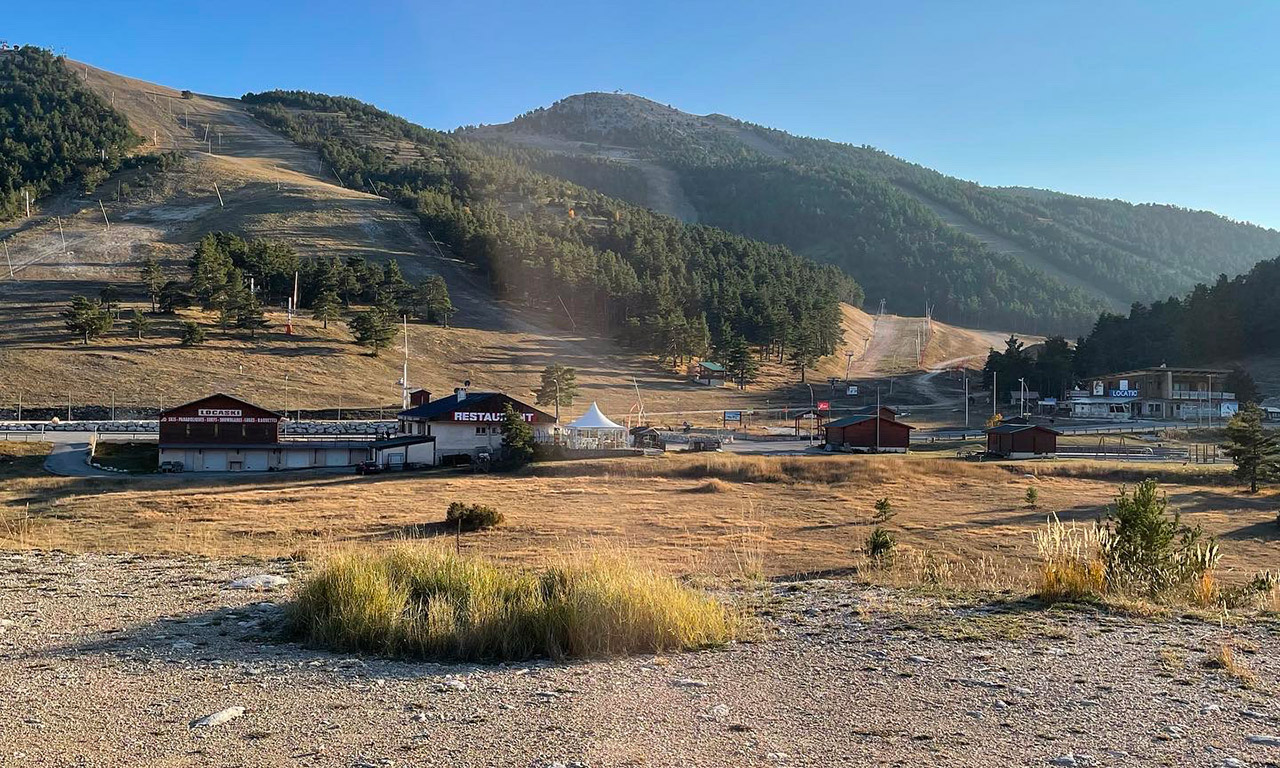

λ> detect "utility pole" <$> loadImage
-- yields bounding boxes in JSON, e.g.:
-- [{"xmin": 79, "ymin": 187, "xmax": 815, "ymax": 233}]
[
  {"xmin": 876, "ymin": 387, "xmax": 881, "ymax": 452},
  {"xmin": 111, "ymin": 391, "xmax": 116, "ymax": 421},
  {"xmin": 964, "ymin": 372, "xmax": 969, "ymax": 429},
  {"xmin": 57, "ymin": 217, "xmax": 66, "ymax": 252},
  {"xmin": 24, "ymin": 189, "xmax": 30, "ymax": 218},
  {"xmin": 3, "ymin": 239, "xmax": 13, "ymax": 279},
  {"xmin": 99, "ymin": 200, "xmax": 110, "ymax": 230},
  {"xmin": 992, "ymin": 371, "xmax": 997, "ymax": 417}
]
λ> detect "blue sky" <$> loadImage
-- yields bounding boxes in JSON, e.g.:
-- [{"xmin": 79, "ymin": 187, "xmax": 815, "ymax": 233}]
[{"xmin": 8, "ymin": 1, "xmax": 1279, "ymax": 228}]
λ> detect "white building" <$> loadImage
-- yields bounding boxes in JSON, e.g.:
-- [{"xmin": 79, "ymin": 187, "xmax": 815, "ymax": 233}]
[{"xmin": 394, "ymin": 387, "xmax": 558, "ymax": 465}]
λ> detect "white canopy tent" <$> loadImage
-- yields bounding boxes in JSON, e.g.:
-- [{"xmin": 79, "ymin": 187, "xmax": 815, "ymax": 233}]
[{"xmin": 566, "ymin": 402, "xmax": 628, "ymax": 449}]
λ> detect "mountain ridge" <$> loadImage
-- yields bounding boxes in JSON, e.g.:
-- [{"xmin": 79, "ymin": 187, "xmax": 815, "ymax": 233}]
[{"xmin": 470, "ymin": 91, "xmax": 1280, "ymax": 335}]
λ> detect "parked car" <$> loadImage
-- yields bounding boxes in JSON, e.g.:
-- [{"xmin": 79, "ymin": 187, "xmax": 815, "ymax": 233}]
[
  {"xmin": 355, "ymin": 460, "xmax": 384, "ymax": 475},
  {"xmin": 159, "ymin": 460, "xmax": 184, "ymax": 473}
]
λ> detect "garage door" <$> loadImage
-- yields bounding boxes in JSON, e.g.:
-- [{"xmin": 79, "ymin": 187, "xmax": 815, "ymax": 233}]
[
  {"xmin": 244, "ymin": 451, "xmax": 268, "ymax": 471},
  {"xmin": 201, "ymin": 451, "xmax": 228, "ymax": 472},
  {"xmin": 285, "ymin": 450, "xmax": 311, "ymax": 469},
  {"xmin": 325, "ymin": 449, "xmax": 349, "ymax": 467}
]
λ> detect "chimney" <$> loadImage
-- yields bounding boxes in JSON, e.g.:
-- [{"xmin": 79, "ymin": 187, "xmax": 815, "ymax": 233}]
[
  {"xmin": 454, "ymin": 386, "xmax": 467, "ymax": 402},
  {"xmin": 409, "ymin": 389, "xmax": 431, "ymax": 407}
]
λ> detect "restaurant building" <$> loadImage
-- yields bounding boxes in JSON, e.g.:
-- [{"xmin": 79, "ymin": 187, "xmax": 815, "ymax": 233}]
[{"xmin": 394, "ymin": 387, "xmax": 558, "ymax": 464}]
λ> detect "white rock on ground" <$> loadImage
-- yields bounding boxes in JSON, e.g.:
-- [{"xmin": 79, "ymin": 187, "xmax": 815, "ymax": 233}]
[
  {"xmin": 190, "ymin": 706, "xmax": 245, "ymax": 728},
  {"xmin": 227, "ymin": 574, "xmax": 289, "ymax": 590}
]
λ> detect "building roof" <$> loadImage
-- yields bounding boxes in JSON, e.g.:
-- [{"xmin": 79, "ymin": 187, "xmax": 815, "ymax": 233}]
[
  {"xmin": 848, "ymin": 404, "xmax": 898, "ymax": 415},
  {"xmin": 161, "ymin": 392, "xmax": 282, "ymax": 419},
  {"xmin": 986, "ymin": 423, "xmax": 1062, "ymax": 435},
  {"xmin": 1095, "ymin": 366, "xmax": 1230, "ymax": 379},
  {"xmin": 826, "ymin": 414, "xmax": 914, "ymax": 429},
  {"xmin": 696, "ymin": 361, "xmax": 726, "ymax": 372},
  {"xmin": 369, "ymin": 435, "xmax": 435, "ymax": 449},
  {"xmin": 397, "ymin": 391, "xmax": 555, "ymax": 422}
]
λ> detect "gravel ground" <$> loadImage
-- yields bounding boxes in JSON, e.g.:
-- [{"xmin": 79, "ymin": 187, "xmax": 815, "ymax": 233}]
[{"xmin": 1, "ymin": 552, "xmax": 1278, "ymax": 767}]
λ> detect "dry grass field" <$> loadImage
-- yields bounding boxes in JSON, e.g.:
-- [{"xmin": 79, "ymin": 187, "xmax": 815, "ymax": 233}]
[{"xmin": 3, "ymin": 447, "xmax": 1274, "ymax": 591}]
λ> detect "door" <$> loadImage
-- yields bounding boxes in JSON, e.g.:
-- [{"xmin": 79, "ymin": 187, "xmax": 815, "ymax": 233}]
[
  {"xmin": 286, "ymin": 450, "xmax": 310, "ymax": 469},
  {"xmin": 201, "ymin": 451, "xmax": 228, "ymax": 471},
  {"xmin": 325, "ymin": 449, "xmax": 348, "ymax": 467},
  {"xmin": 244, "ymin": 451, "xmax": 268, "ymax": 471}
]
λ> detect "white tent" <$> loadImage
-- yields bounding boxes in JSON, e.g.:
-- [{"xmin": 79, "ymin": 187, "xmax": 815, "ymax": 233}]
[{"xmin": 566, "ymin": 402, "xmax": 628, "ymax": 448}]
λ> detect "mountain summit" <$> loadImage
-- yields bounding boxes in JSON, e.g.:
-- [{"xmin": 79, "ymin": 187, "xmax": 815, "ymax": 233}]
[{"xmin": 472, "ymin": 92, "xmax": 1280, "ymax": 335}]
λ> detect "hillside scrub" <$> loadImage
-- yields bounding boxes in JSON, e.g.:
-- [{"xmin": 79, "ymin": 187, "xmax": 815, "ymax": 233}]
[
  {"xmin": 287, "ymin": 548, "xmax": 736, "ymax": 661},
  {"xmin": 241, "ymin": 90, "xmax": 855, "ymax": 365},
  {"xmin": 0, "ymin": 47, "xmax": 140, "ymax": 220}
]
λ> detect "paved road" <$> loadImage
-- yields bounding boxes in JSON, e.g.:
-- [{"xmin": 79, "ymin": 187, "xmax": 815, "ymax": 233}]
[{"xmin": 2, "ymin": 431, "xmax": 154, "ymax": 478}]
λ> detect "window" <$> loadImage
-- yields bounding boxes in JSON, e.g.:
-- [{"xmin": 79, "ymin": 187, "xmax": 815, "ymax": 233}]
[{"xmin": 475, "ymin": 426, "xmax": 488, "ymax": 435}]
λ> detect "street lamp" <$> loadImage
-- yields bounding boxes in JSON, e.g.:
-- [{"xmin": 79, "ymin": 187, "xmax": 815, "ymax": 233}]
[{"xmin": 284, "ymin": 374, "xmax": 291, "ymax": 420}]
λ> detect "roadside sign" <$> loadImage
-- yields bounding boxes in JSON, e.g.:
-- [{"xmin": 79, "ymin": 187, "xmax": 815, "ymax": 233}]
[
  {"xmin": 846, "ymin": 385, "xmax": 858, "ymax": 396},
  {"xmin": 817, "ymin": 400, "xmax": 830, "ymax": 411},
  {"xmin": 723, "ymin": 410, "xmax": 742, "ymax": 422}
]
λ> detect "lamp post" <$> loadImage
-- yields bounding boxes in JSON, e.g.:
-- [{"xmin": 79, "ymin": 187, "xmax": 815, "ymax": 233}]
[{"xmin": 284, "ymin": 374, "xmax": 290, "ymax": 420}]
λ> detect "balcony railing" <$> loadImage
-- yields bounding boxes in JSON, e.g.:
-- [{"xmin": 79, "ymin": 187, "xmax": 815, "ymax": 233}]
[{"xmin": 1170, "ymin": 391, "xmax": 1235, "ymax": 401}]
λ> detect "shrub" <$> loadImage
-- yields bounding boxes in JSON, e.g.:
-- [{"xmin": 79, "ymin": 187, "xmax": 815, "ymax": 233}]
[
  {"xmin": 873, "ymin": 497, "xmax": 894, "ymax": 521},
  {"xmin": 445, "ymin": 502, "xmax": 503, "ymax": 532},
  {"xmin": 179, "ymin": 321, "xmax": 205, "ymax": 346},
  {"xmin": 1100, "ymin": 479, "xmax": 1219, "ymax": 596},
  {"xmin": 1024, "ymin": 486, "xmax": 1039, "ymax": 508},
  {"xmin": 287, "ymin": 548, "xmax": 736, "ymax": 661},
  {"xmin": 865, "ymin": 526, "xmax": 896, "ymax": 565}
]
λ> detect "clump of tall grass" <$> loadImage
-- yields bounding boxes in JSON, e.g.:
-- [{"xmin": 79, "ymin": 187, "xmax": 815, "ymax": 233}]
[
  {"xmin": 1032, "ymin": 479, "xmax": 1222, "ymax": 605},
  {"xmin": 287, "ymin": 547, "xmax": 736, "ymax": 661}
]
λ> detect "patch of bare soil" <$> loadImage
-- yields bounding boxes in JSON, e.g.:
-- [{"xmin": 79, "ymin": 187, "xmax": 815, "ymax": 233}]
[{"xmin": 1, "ymin": 551, "xmax": 1276, "ymax": 766}]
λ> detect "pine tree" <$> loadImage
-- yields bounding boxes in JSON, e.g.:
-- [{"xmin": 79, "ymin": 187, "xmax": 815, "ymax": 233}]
[
  {"xmin": 98, "ymin": 284, "xmax": 120, "ymax": 313},
  {"xmin": 719, "ymin": 334, "xmax": 760, "ymax": 389},
  {"xmin": 128, "ymin": 311, "xmax": 151, "ymax": 340},
  {"xmin": 140, "ymin": 255, "xmax": 164, "ymax": 312},
  {"xmin": 1223, "ymin": 403, "xmax": 1280, "ymax": 493},
  {"xmin": 234, "ymin": 291, "xmax": 269, "ymax": 338},
  {"xmin": 312, "ymin": 289, "xmax": 343, "ymax": 329},
  {"xmin": 62, "ymin": 296, "xmax": 113, "ymax": 344},
  {"xmin": 179, "ymin": 321, "xmax": 206, "ymax": 347},
  {"xmin": 535, "ymin": 364, "xmax": 578, "ymax": 421},
  {"xmin": 416, "ymin": 275, "xmax": 455, "ymax": 326},
  {"xmin": 500, "ymin": 404, "xmax": 536, "ymax": 467},
  {"xmin": 348, "ymin": 307, "xmax": 395, "ymax": 355}
]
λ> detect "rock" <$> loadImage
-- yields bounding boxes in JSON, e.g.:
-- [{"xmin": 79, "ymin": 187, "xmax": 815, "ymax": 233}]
[
  {"xmin": 1156, "ymin": 724, "xmax": 1186, "ymax": 741},
  {"xmin": 1011, "ymin": 686, "xmax": 1033, "ymax": 696},
  {"xmin": 1201, "ymin": 703, "xmax": 1222, "ymax": 715},
  {"xmin": 439, "ymin": 678, "xmax": 468, "ymax": 692},
  {"xmin": 1049, "ymin": 755, "xmax": 1078, "ymax": 767},
  {"xmin": 228, "ymin": 574, "xmax": 289, "ymax": 590},
  {"xmin": 907, "ymin": 655, "xmax": 932, "ymax": 664},
  {"xmin": 171, "ymin": 641, "xmax": 196, "ymax": 652},
  {"xmin": 190, "ymin": 706, "xmax": 245, "ymax": 728},
  {"xmin": 1219, "ymin": 758, "xmax": 1247, "ymax": 768},
  {"xmin": 672, "ymin": 677, "xmax": 711, "ymax": 688},
  {"xmin": 705, "ymin": 704, "xmax": 730, "ymax": 720},
  {"xmin": 1246, "ymin": 734, "xmax": 1280, "ymax": 746}
]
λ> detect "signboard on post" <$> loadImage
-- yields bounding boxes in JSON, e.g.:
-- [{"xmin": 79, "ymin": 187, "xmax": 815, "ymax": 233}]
[
  {"xmin": 723, "ymin": 410, "xmax": 742, "ymax": 422},
  {"xmin": 846, "ymin": 385, "xmax": 858, "ymax": 396},
  {"xmin": 817, "ymin": 400, "xmax": 830, "ymax": 412}
]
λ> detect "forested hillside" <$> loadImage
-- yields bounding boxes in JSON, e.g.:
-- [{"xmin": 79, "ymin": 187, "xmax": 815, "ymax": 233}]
[
  {"xmin": 0, "ymin": 47, "xmax": 140, "ymax": 220},
  {"xmin": 472, "ymin": 93, "xmax": 1280, "ymax": 335},
  {"xmin": 242, "ymin": 91, "xmax": 857, "ymax": 367},
  {"xmin": 1073, "ymin": 256, "xmax": 1280, "ymax": 376}
]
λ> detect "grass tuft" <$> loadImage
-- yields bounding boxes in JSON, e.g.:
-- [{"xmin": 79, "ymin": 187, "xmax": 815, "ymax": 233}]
[
  {"xmin": 1203, "ymin": 643, "xmax": 1257, "ymax": 688},
  {"xmin": 687, "ymin": 478, "xmax": 732, "ymax": 494},
  {"xmin": 287, "ymin": 547, "xmax": 736, "ymax": 661}
]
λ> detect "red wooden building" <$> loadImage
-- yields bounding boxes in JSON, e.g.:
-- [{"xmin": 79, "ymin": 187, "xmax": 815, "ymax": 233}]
[
  {"xmin": 824, "ymin": 413, "xmax": 913, "ymax": 453},
  {"xmin": 985, "ymin": 423, "xmax": 1061, "ymax": 458},
  {"xmin": 159, "ymin": 393, "xmax": 282, "ymax": 445}
]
